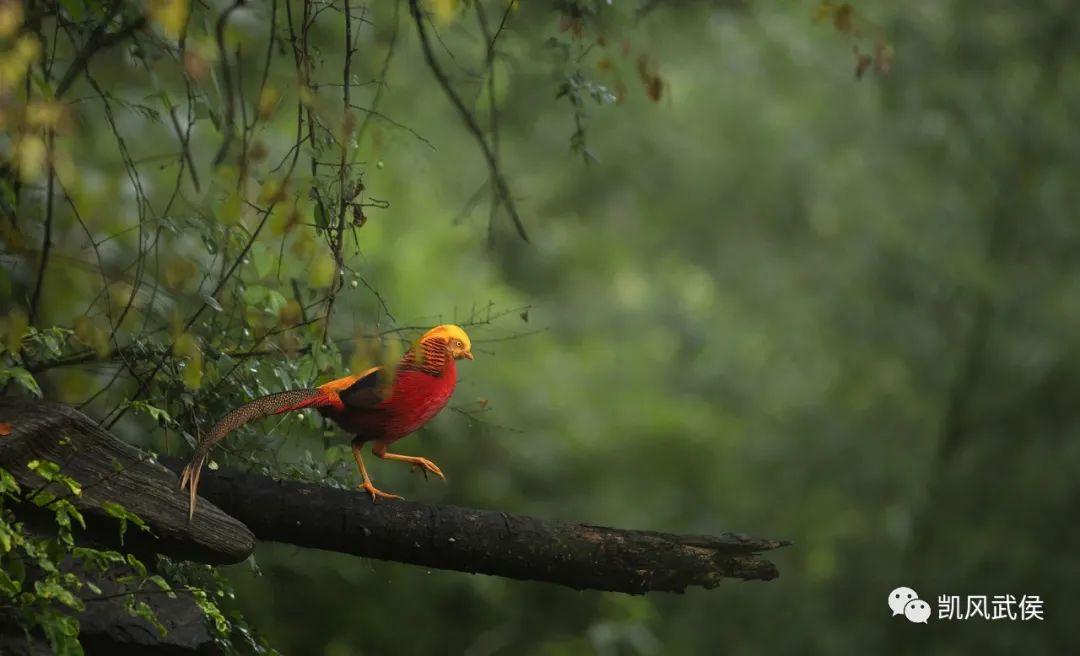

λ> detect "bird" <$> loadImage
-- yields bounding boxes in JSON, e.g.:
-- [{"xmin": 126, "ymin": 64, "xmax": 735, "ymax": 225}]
[{"xmin": 178, "ymin": 324, "xmax": 473, "ymax": 519}]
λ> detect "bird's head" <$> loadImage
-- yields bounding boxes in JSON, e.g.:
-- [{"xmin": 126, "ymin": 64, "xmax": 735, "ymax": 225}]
[{"xmin": 421, "ymin": 324, "xmax": 473, "ymax": 361}]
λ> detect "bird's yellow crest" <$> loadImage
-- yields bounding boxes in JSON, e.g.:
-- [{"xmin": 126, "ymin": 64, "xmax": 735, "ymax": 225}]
[{"xmin": 419, "ymin": 324, "xmax": 473, "ymax": 359}]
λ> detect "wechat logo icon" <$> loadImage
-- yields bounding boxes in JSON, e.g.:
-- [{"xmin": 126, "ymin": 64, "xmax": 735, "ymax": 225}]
[{"xmin": 889, "ymin": 587, "xmax": 930, "ymax": 624}]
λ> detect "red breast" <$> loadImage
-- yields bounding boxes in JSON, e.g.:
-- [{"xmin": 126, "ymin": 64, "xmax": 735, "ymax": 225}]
[{"xmin": 326, "ymin": 355, "xmax": 458, "ymax": 442}]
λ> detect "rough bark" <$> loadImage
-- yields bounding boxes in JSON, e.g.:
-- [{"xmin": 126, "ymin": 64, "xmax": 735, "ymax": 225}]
[
  {"xmin": 160, "ymin": 456, "xmax": 788, "ymax": 593},
  {"xmin": 0, "ymin": 398, "xmax": 254, "ymax": 564}
]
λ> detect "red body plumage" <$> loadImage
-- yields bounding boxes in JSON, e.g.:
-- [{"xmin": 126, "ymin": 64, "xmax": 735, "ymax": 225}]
[{"xmin": 320, "ymin": 357, "xmax": 458, "ymax": 442}]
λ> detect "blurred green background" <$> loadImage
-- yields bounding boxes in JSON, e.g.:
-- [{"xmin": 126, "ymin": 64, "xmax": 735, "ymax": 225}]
[{"xmin": 2, "ymin": 0, "xmax": 1078, "ymax": 653}]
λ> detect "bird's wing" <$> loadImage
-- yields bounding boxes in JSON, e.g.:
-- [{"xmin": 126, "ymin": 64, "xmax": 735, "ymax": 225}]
[{"xmin": 320, "ymin": 366, "xmax": 392, "ymax": 409}]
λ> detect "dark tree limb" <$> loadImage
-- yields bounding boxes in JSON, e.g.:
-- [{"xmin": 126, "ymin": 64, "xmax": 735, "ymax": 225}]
[
  {"xmin": 161, "ymin": 457, "xmax": 788, "ymax": 593},
  {"xmin": 0, "ymin": 398, "xmax": 788, "ymax": 594}
]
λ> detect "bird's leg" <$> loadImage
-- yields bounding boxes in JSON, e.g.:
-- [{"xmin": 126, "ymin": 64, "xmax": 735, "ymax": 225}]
[
  {"xmin": 372, "ymin": 440, "xmax": 445, "ymax": 481},
  {"xmin": 351, "ymin": 438, "xmax": 403, "ymax": 501}
]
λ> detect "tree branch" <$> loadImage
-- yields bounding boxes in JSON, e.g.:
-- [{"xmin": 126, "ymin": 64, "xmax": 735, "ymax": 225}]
[
  {"xmin": 0, "ymin": 398, "xmax": 787, "ymax": 594},
  {"xmin": 0, "ymin": 398, "xmax": 253, "ymax": 565},
  {"xmin": 55, "ymin": 11, "xmax": 148, "ymax": 99},
  {"xmin": 161, "ymin": 456, "xmax": 787, "ymax": 594}
]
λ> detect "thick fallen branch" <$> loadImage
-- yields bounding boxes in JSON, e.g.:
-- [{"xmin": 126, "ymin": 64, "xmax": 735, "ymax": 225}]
[
  {"xmin": 0, "ymin": 398, "xmax": 788, "ymax": 594},
  {"xmin": 0, "ymin": 398, "xmax": 253, "ymax": 565},
  {"xmin": 159, "ymin": 457, "xmax": 787, "ymax": 593}
]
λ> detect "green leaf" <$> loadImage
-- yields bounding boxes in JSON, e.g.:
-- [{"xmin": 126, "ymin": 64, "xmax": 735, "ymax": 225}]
[
  {"xmin": 55, "ymin": 499, "xmax": 86, "ymax": 530},
  {"xmin": 28, "ymin": 459, "xmax": 61, "ymax": 481},
  {"xmin": 0, "ymin": 572, "xmax": 16, "ymax": 597},
  {"xmin": 309, "ymin": 257, "xmax": 335, "ymax": 289},
  {"xmin": 130, "ymin": 401, "xmax": 173, "ymax": 425},
  {"xmin": 0, "ymin": 468, "xmax": 21, "ymax": 495},
  {"xmin": 0, "ymin": 365, "xmax": 42, "ymax": 397},
  {"xmin": 125, "ymin": 553, "xmax": 147, "ymax": 577},
  {"xmin": 265, "ymin": 290, "xmax": 288, "ymax": 315},
  {"xmin": 251, "ymin": 242, "xmax": 273, "ymax": 279},
  {"xmin": 58, "ymin": 0, "xmax": 87, "ymax": 21},
  {"xmin": 0, "ymin": 522, "xmax": 14, "ymax": 552},
  {"xmin": 147, "ymin": 574, "xmax": 176, "ymax": 598},
  {"xmin": 34, "ymin": 579, "xmax": 85, "ymax": 611},
  {"xmin": 0, "ymin": 560, "xmax": 22, "ymax": 595},
  {"xmin": 218, "ymin": 191, "xmax": 243, "ymax": 225},
  {"xmin": 72, "ymin": 546, "xmax": 126, "ymax": 571},
  {"xmin": 244, "ymin": 285, "xmax": 269, "ymax": 306},
  {"xmin": 36, "ymin": 327, "xmax": 65, "ymax": 356},
  {"xmin": 182, "ymin": 357, "xmax": 203, "ymax": 389},
  {"xmin": 101, "ymin": 502, "xmax": 149, "ymax": 544},
  {"xmin": 193, "ymin": 589, "xmax": 231, "ymax": 635},
  {"xmin": 193, "ymin": 98, "xmax": 212, "ymax": 121},
  {"xmin": 128, "ymin": 597, "xmax": 167, "ymax": 636},
  {"xmin": 38, "ymin": 608, "xmax": 82, "ymax": 656},
  {"xmin": 52, "ymin": 469, "xmax": 82, "ymax": 497}
]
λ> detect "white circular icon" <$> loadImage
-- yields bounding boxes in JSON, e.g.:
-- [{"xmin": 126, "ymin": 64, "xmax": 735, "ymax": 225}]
[
  {"xmin": 904, "ymin": 599, "xmax": 931, "ymax": 624},
  {"xmin": 888, "ymin": 587, "xmax": 919, "ymax": 616}
]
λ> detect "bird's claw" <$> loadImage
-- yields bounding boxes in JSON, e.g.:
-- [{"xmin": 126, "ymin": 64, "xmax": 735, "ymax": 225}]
[
  {"xmin": 359, "ymin": 481, "xmax": 403, "ymax": 502},
  {"xmin": 410, "ymin": 458, "xmax": 445, "ymax": 481}
]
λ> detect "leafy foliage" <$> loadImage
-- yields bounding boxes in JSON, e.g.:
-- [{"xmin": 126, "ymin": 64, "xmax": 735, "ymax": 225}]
[
  {"xmin": 0, "ymin": 457, "xmax": 275, "ymax": 654},
  {"xmin": 0, "ymin": 463, "xmax": 139, "ymax": 653}
]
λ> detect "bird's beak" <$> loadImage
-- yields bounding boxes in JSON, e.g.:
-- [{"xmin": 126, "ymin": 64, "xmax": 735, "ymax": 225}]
[{"xmin": 463, "ymin": 351, "xmax": 474, "ymax": 360}]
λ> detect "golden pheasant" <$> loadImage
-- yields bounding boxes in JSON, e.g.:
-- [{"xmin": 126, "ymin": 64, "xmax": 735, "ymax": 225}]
[{"xmin": 178, "ymin": 324, "xmax": 473, "ymax": 518}]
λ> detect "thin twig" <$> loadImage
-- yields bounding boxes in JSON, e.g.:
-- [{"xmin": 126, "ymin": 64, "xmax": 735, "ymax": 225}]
[
  {"xmin": 55, "ymin": 10, "xmax": 147, "ymax": 98},
  {"xmin": 169, "ymin": 16, "xmax": 201, "ymax": 192},
  {"xmin": 28, "ymin": 130, "xmax": 55, "ymax": 325},
  {"xmin": 354, "ymin": 2, "xmax": 403, "ymax": 147},
  {"xmin": 408, "ymin": 0, "xmax": 528, "ymax": 242},
  {"xmin": 246, "ymin": 0, "xmax": 278, "ymax": 133},
  {"xmin": 323, "ymin": 0, "xmax": 359, "ymax": 344},
  {"xmin": 474, "ymin": 0, "xmax": 507, "ymax": 246},
  {"xmin": 211, "ymin": 0, "xmax": 246, "ymax": 167},
  {"xmin": 350, "ymin": 103, "xmax": 434, "ymax": 149}
]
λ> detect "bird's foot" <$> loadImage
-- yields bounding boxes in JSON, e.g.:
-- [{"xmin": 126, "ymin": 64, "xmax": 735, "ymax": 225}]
[
  {"xmin": 409, "ymin": 458, "xmax": 445, "ymax": 480},
  {"xmin": 359, "ymin": 481, "xmax": 403, "ymax": 502}
]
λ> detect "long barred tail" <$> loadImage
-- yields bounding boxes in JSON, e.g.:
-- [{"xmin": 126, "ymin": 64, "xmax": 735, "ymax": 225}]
[{"xmin": 178, "ymin": 389, "xmax": 328, "ymax": 521}]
